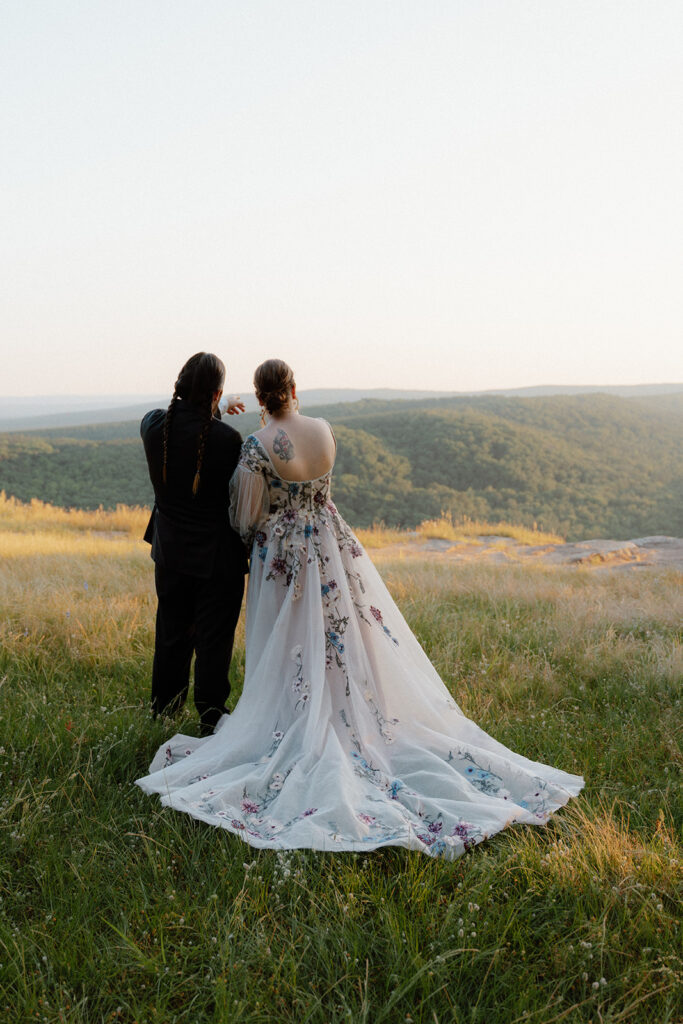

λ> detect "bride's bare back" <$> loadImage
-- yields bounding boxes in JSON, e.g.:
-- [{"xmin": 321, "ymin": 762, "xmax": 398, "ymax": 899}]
[{"xmin": 255, "ymin": 414, "xmax": 336, "ymax": 482}]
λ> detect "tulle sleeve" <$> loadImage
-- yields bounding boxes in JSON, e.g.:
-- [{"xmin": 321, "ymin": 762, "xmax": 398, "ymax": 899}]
[{"xmin": 229, "ymin": 438, "xmax": 269, "ymax": 545}]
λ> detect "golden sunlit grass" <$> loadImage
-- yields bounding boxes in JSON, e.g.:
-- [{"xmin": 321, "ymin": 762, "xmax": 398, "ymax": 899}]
[
  {"xmin": 416, "ymin": 514, "xmax": 564, "ymax": 546},
  {"xmin": 0, "ymin": 505, "xmax": 680, "ymax": 1023},
  {"xmin": 357, "ymin": 515, "xmax": 565, "ymax": 549},
  {"xmin": 354, "ymin": 523, "xmax": 415, "ymax": 548},
  {"xmin": 0, "ymin": 490, "xmax": 149, "ymax": 535}
]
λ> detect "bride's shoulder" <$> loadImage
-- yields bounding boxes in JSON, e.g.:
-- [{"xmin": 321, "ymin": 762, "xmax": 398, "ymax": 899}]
[
  {"xmin": 313, "ymin": 416, "xmax": 336, "ymax": 448},
  {"xmin": 298, "ymin": 414, "xmax": 334, "ymax": 436}
]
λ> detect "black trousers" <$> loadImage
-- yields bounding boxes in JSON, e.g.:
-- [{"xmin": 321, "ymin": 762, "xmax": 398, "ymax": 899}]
[{"xmin": 151, "ymin": 562, "xmax": 245, "ymax": 733}]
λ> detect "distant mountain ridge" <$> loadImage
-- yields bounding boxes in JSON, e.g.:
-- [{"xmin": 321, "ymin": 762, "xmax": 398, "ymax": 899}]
[
  {"xmin": 1, "ymin": 383, "xmax": 681, "ymax": 432},
  {"xmin": 1, "ymin": 391, "xmax": 681, "ymax": 541}
]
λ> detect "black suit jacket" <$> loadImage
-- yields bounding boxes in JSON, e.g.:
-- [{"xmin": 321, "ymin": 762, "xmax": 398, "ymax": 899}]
[{"xmin": 140, "ymin": 403, "xmax": 248, "ymax": 579}]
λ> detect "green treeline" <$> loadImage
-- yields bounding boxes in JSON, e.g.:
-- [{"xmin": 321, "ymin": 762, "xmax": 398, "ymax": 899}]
[{"xmin": 1, "ymin": 394, "xmax": 681, "ymax": 540}]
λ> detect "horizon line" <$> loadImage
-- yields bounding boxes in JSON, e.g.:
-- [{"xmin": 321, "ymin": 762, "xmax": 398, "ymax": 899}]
[{"xmin": 2, "ymin": 381, "xmax": 683, "ymax": 401}]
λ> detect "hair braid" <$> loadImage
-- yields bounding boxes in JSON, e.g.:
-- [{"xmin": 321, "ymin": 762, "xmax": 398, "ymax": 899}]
[
  {"xmin": 192, "ymin": 399, "xmax": 214, "ymax": 496},
  {"xmin": 162, "ymin": 389, "xmax": 180, "ymax": 486}
]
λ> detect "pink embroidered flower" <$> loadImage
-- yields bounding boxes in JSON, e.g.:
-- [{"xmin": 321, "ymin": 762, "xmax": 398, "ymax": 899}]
[
  {"xmin": 451, "ymin": 822, "xmax": 472, "ymax": 839},
  {"xmin": 241, "ymin": 799, "xmax": 260, "ymax": 814},
  {"xmin": 370, "ymin": 606, "xmax": 383, "ymax": 623}
]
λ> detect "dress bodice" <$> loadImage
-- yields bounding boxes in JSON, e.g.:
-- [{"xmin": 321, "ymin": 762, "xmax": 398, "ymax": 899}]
[{"xmin": 237, "ymin": 434, "xmax": 334, "ymax": 517}]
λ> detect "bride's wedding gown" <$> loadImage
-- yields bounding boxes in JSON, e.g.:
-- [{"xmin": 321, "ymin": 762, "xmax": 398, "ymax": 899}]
[{"xmin": 136, "ymin": 432, "xmax": 584, "ymax": 858}]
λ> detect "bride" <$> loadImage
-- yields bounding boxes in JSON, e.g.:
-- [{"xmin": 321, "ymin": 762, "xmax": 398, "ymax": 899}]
[{"xmin": 136, "ymin": 359, "xmax": 584, "ymax": 858}]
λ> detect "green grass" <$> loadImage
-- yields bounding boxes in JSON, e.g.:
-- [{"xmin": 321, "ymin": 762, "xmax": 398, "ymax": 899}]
[{"xmin": 0, "ymin": 526, "xmax": 681, "ymax": 1023}]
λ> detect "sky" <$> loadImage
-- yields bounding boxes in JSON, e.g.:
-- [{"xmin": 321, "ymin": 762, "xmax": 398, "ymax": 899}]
[{"xmin": 2, "ymin": 0, "xmax": 682, "ymax": 397}]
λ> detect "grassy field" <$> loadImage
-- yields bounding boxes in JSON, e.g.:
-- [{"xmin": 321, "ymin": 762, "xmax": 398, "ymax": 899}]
[
  {"xmin": 356, "ymin": 516, "xmax": 564, "ymax": 549},
  {"xmin": 0, "ymin": 501, "xmax": 680, "ymax": 1023}
]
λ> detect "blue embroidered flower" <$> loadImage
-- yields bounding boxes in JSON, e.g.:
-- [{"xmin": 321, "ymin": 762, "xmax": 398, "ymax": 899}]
[{"xmin": 326, "ymin": 630, "xmax": 344, "ymax": 653}]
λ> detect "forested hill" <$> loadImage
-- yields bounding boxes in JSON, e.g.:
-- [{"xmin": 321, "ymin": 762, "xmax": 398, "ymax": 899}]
[{"xmin": 1, "ymin": 393, "xmax": 681, "ymax": 540}]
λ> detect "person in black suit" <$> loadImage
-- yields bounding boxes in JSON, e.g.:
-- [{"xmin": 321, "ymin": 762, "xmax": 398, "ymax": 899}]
[{"xmin": 140, "ymin": 352, "xmax": 248, "ymax": 736}]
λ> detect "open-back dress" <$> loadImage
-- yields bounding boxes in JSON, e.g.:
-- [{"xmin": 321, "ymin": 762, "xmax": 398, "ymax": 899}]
[{"xmin": 136, "ymin": 428, "xmax": 584, "ymax": 858}]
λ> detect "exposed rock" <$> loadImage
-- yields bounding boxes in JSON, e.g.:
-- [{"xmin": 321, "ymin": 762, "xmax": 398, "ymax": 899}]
[{"xmin": 381, "ymin": 535, "xmax": 683, "ymax": 571}]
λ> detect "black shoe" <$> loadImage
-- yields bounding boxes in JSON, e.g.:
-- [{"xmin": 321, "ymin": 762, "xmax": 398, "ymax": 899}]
[{"xmin": 198, "ymin": 706, "xmax": 230, "ymax": 737}]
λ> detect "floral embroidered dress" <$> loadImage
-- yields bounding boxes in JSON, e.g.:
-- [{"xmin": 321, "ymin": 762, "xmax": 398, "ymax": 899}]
[{"xmin": 136, "ymin": 428, "xmax": 584, "ymax": 858}]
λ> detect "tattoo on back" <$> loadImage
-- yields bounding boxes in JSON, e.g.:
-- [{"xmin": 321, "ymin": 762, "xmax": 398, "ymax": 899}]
[{"xmin": 272, "ymin": 428, "xmax": 295, "ymax": 462}]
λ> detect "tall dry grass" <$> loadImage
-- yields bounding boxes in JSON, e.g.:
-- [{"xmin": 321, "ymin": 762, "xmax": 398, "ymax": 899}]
[
  {"xmin": 356, "ymin": 515, "xmax": 564, "ymax": 549},
  {"xmin": 0, "ymin": 505, "xmax": 680, "ymax": 1023},
  {"xmin": 416, "ymin": 514, "xmax": 564, "ymax": 546},
  {"xmin": 0, "ymin": 490, "xmax": 150, "ymax": 535}
]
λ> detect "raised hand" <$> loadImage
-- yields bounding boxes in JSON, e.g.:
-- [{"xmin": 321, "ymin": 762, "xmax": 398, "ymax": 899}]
[{"xmin": 220, "ymin": 396, "xmax": 246, "ymax": 416}]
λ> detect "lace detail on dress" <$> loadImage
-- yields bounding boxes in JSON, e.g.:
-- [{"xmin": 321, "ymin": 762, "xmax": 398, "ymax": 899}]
[{"xmin": 238, "ymin": 434, "xmax": 268, "ymax": 474}]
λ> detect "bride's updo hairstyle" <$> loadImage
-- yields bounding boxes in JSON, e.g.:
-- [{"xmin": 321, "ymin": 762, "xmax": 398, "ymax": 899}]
[
  {"xmin": 254, "ymin": 358, "xmax": 295, "ymax": 415},
  {"xmin": 163, "ymin": 352, "xmax": 226, "ymax": 495}
]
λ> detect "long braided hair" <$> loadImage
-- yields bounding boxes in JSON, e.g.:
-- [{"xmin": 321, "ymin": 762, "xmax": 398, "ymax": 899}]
[{"xmin": 162, "ymin": 352, "xmax": 226, "ymax": 495}]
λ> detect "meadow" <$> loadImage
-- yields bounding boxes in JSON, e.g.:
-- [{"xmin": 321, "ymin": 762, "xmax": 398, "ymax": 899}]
[{"xmin": 0, "ymin": 499, "xmax": 680, "ymax": 1023}]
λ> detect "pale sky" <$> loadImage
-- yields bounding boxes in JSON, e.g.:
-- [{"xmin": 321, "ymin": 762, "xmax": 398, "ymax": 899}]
[{"xmin": 2, "ymin": 1, "xmax": 682, "ymax": 397}]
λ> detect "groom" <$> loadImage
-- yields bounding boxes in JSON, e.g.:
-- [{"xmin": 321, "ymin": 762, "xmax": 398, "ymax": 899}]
[{"xmin": 140, "ymin": 352, "xmax": 248, "ymax": 736}]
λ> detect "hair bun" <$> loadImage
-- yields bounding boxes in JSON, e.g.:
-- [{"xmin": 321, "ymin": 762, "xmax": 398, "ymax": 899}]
[{"xmin": 254, "ymin": 359, "xmax": 295, "ymax": 415}]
